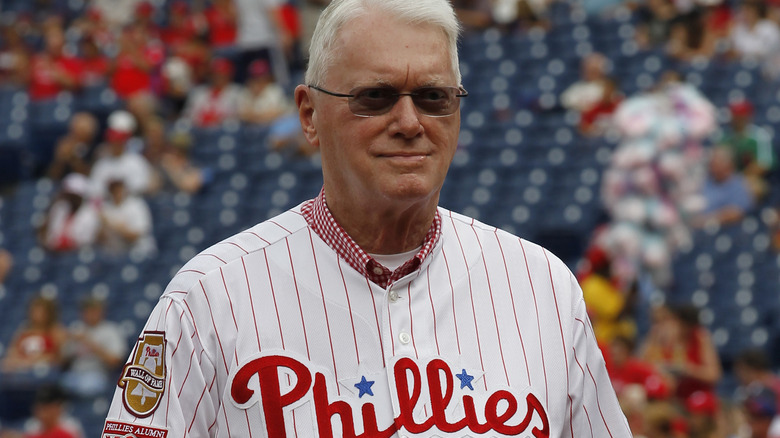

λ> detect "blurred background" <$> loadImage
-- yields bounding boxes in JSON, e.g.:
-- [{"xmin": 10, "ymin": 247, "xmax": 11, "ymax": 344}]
[{"xmin": 0, "ymin": 0, "xmax": 779, "ymax": 436}]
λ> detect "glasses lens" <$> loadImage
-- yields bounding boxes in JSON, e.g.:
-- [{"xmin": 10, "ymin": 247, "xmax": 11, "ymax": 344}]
[
  {"xmin": 350, "ymin": 87, "xmax": 398, "ymax": 116},
  {"xmin": 412, "ymin": 87, "xmax": 458, "ymax": 116}
]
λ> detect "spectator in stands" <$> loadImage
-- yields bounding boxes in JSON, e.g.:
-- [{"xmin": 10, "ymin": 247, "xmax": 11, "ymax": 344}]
[
  {"xmin": 720, "ymin": 100, "xmax": 775, "ymax": 201},
  {"xmin": 26, "ymin": 23, "xmax": 81, "ymax": 101},
  {"xmin": 561, "ymin": 52, "xmax": 609, "ymax": 113},
  {"xmin": 666, "ymin": 7, "xmax": 718, "ymax": 61},
  {"xmin": 205, "ymin": 0, "xmax": 238, "ymax": 52},
  {"xmin": 98, "ymin": 179, "xmax": 156, "ymax": 258},
  {"xmin": 635, "ymin": 0, "xmax": 678, "ymax": 49},
  {"xmin": 607, "ymin": 335, "xmax": 671, "ymax": 402},
  {"xmin": 743, "ymin": 385, "xmax": 780, "ymax": 438},
  {"xmin": 37, "ymin": 174, "xmax": 100, "ymax": 253},
  {"xmin": 692, "ymin": 146, "xmax": 754, "ymax": 228},
  {"xmin": 89, "ymin": 0, "xmax": 142, "ymax": 30},
  {"xmin": 157, "ymin": 130, "xmax": 212, "ymax": 194},
  {"xmin": 47, "ymin": 113, "xmax": 98, "ymax": 181},
  {"xmin": 579, "ymin": 77, "xmax": 623, "ymax": 136},
  {"xmin": 90, "ymin": 110, "xmax": 152, "ymax": 197},
  {"xmin": 233, "ymin": 0, "xmax": 293, "ymax": 84},
  {"xmin": 1, "ymin": 296, "xmax": 65, "ymax": 373},
  {"xmin": 580, "ymin": 246, "xmax": 637, "ymax": 345},
  {"xmin": 182, "ymin": 58, "xmax": 243, "ymax": 128},
  {"xmin": 641, "ymin": 304, "xmax": 722, "ymax": 402},
  {"xmin": 77, "ymin": 36, "xmax": 110, "ymax": 88},
  {"xmin": 19, "ymin": 384, "xmax": 84, "ymax": 438},
  {"xmin": 238, "ymin": 59, "xmax": 294, "ymax": 124},
  {"xmin": 61, "ymin": 297, "xmax": 125, "ymax": 398},
  {"xmin": 109, "ymin": 26, "xmax": 162, "ymax": 128},
  {"xmin": 734, "ymin": 348, "xmax": 780, "ymax": 406},
  {"xmin": 0, "ymin": 22, "xmax": 31, "ymax": 89},
  {"xmin": 730, "ymin": 1, "xmax": 780, "ymax": 80},
  {"xmin": 161, "ymin": 1, "xmax": 202, "ymax": 51},
  {"xmin": 0, "ymin": 249, "xmax": 12, "ymax": 285},
  {"xmin": 684, "ymin": 390, "xmax": 720, "ymax": 438},
  {"xmin": 452, "ymin": 0, "xmax": 494, "ymax": 32}
]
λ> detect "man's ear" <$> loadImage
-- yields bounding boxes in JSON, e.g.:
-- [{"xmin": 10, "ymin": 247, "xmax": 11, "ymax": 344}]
[{"xmin": 295, "ymin": 85, "xmax": 319, "ymax": 148}]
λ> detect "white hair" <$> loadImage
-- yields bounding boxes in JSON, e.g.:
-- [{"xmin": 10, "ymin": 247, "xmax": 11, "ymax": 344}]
[{"xmin": 305, "ymin": 0, "xmax": 462, "ymax": 86}]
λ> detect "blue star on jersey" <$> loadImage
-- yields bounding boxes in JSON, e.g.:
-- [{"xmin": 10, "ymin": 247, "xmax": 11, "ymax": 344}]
[
  {"xmin": 456, "ymin": 369, "xmax": 474, "ymax": 390},
  {"xmin": 354, "ymin": 376, "xmax": 375, "ymax": 398}
]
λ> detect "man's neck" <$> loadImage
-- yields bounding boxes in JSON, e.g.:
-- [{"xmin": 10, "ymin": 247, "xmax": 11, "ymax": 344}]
[{"xmin": 324, "ymin": 189, "xmax": 438, "ymax": 255}]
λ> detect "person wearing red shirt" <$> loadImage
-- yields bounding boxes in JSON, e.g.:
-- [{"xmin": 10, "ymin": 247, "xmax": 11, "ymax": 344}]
[
  {"xmin": 161, "ymin": 1, "xmax": 201, "ymax": 50},
  {"xmin": 607, "ymin": 335, "xmax": 671, "ymax": 401},
  {"xmin": 27, "ymin": 25, "xmax": 81, "ymax": 101},
  {"xmin": 205, "ymin": 0, "xmax": 238, "ymax": 49},
  {"xmin": 24, "ymin": 385, "xmax": 83, "ymax": 438},
  {"xmin": 78, "ymin": 36, "xmax": 109, "ymax": 87}
]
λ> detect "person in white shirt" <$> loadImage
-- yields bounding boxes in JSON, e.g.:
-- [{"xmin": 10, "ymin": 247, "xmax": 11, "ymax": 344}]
[
  {"xmin": 181, "ymin": 58, "xmax": 244, "ymax": 128},
  {"xmin": 99, "ymin": 179, "xmax": 156, "ymax": 259},
  {"xmin": 38, "ymin": 173, "xmax": 100, "ymax": 252},
  {"xmin": 90, "ymin": 110, "xmax": 153, "ymax": 197},
  {"xmin": 730, "ymin": 1, "xmax": 780, "ymax": 79}
]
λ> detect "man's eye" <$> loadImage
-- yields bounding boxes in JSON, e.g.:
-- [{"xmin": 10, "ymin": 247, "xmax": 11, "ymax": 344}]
[
  {"xmin": 418, "ymin": 88, "xmax": 447, "ymax": 101},
  {"xmin": 360, "ymin": 88, "xmax": 394, "ymax": 100}
]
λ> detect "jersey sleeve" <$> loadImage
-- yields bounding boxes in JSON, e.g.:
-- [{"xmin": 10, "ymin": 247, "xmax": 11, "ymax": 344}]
[
  {"xmin": 102, "ymin": 296, "xmax": 219, "ymax": 438},
  {"xmin": 566, "ymin": 273, "xmax": 631, "ymax": 437}
]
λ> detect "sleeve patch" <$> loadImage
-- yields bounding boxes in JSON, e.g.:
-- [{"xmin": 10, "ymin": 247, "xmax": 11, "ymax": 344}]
[
  {"xmin": 117, "ymin": 331, "xmax": 167, "ymax": 418},
  {"xmin": 102, "ymin": 421, "xmax": 168, "ymax": 438}
]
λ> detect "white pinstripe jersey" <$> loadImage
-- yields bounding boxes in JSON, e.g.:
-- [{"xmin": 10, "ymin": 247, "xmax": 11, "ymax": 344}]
[{"xmin": 103, "ymin": 201, "xmax": 630, "ymax": 437}]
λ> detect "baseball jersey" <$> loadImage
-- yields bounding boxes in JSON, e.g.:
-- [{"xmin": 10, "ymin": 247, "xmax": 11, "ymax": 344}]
[{"xmin": 103, "ymin": 193, "xmax": 630, "ymax": 438}]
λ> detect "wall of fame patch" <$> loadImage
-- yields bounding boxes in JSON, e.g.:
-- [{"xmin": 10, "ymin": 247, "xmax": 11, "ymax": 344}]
[{"xmin": 118, "ymin": 331, "xmax": 167, "ymax": 418}]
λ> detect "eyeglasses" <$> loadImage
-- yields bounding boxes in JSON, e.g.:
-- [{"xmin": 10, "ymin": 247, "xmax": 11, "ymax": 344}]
[{"xmin": 308, "ymin": 85, "xmax": 468, "ymax": 117}]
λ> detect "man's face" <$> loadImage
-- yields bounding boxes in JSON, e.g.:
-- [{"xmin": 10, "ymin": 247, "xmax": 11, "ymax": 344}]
[{"xmin": 300, "ymin": 13, "xmax": 460, "ymax": 210}]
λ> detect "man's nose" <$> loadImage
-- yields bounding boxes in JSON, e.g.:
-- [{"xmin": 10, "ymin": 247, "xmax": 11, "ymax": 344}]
[{"xmin": 388, "ymin": 95, "xmax": 424, "ymax": 138}]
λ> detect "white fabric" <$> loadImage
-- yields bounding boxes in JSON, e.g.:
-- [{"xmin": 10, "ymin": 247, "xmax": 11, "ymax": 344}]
[
  {"xmin": 43, "ymin": 199, "xmax": 100, "ymax": 250},
  {"xmin": 105, "ymin": 204, "xmax": 630, "ymax": 437},
  {"xmin": 67, "ymin": 321, "xmax": 126, "ymax": 374},
  {"xmin": 238, "ymin": 83, "xmax": 295, "ymax": 118},
  {"xmin": 90, "ymin": 0, "xmax": 142, "ymax": 27},
  {"xmin": 101, "ymin": 195, "xmax": 156, "ymax": 257},
  {"xmin": 731, "ymin": 20, "xmax": 780, "ymax": 59},
  {"xmin": 370, "ymin": 246, "xmax": 421, "ymax": 271},
  {"xmin": 233, "ymin": 0, "xmax": 282, "ymax": 49},
  {"xmin": 183, "ymin": 84, "xmax": 245, "ymax": 127},
  {"xmin": 560, "ymin": 81, "xmax": 605, "ymax": 112},
  {"xmin": 91, "ymin": 151, "xmax": 153, "ymax": 196}
]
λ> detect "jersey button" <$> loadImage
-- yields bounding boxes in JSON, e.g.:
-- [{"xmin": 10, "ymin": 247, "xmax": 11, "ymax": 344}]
[
  {"xmin": 389, "ymin": 291, "xmax": 399, "ymax": 302},
  {"xmin": 399, "ymin": 332, "xmax": 411, "ymax": 344},
  {"xmin": 372, "ymin": 266, "xmax": 384, "ymax": 275}
]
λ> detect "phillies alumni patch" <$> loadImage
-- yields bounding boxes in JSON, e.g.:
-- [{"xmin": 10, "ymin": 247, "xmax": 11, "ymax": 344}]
[
  {"xmin": 103, "ymin": 421, "xmax": 168, "ymax": 438},
  {"xmin": 118, "ymin": 331, "xmax": 166, "ymax": 418}
]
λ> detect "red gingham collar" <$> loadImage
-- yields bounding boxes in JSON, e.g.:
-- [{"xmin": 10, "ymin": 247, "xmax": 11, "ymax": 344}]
[{"xmin": 301, "ymin": 188, "xmax": 441, "ymax": 289}]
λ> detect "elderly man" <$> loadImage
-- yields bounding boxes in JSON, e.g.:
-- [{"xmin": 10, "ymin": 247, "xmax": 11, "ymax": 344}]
[{"xmin": 102, "ymin": 0, "xmax": 629, "ymax": 436}]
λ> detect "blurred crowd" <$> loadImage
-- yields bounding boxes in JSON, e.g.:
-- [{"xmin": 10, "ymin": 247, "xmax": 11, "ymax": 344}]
[{"xmin": 0, "ymin": 0, "xmax": 779, "ymax": 437}]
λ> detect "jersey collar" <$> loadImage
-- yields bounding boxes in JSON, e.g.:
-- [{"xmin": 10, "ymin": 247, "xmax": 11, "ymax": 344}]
[{"xmin": 302, "ymin": 188, "xmax": 441, "ymax": 289}]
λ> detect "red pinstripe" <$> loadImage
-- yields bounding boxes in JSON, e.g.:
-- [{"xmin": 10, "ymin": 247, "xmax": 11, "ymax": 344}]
[
  {"xmin": 441, "ymin": 249, "xmax": 462, "ymax": 355},
  {"xmin": 543, "ymin": 250, "xmax": 573, "ymax": 434},
  {"xmin": 406, "ymin": 283, "xmax": 419, "ymax": 359},
  {"xmin": 243, "ymin": 230, "xmax": 271, "ymax": 244},
  {"xmin": 307, "ymin": 229, "xmax": 342, "ymax": 394},
  {"xmin": 285, "ymin": 239, "xmax": 312, "ymax": 359},
  {"xmin": 201, "ymin": 253, "xmax": 227, "ymax": 264},
  {"xmin": 219, "ymin": 268, "xmax": 239, "ymax": 330},
  {"xmin": 425, "ymin": 266, "xmax": 441, "ymax": 356},
  {"xmin": 177, "ymin": 349, "xmax": 196, "ymax": 397},
  {"xmin": 269, "ymin": 220, "xmax": 292, "ymax": 234},
  {"xmin": 366, "ymin": 276, "xmax": 387, "ymax": 362},
  {"xmin": 472, "ymin": 227, "xmax": 510, "ymax": 386},
  {"xmin": 493, "ymin": 232, "xmax": 531, "ymax": 386},
  {"xmin": 450, "ymin": 214, "xmax": 487, "ymax": 390},
  {"xmin": 221, "ymin": 241, "xmax": 249, "ymax": 254},
  {"xmin": 241, "ymin": 258, "xmax": 262, "ymax": 351},
  {"xmin": 585, "ymin": 362, "xmax": 614, "ymax": 437},
  {"xmin": 336, "ymin": 253, "xmax": 361, "ymax": 364},
  {"xmin": 187, "ymin": 372, "xmax": 216, "ymax": 434},
  {"xmin": 519, "ymin": 239, "xmax": 549, "ymax": 408},
  {"xmin": 180, "ymin": 269, "xmax": 205, "ymax": 275},
  {"xmin": 199, "ymin": 281, "xmax": 229, "ymax": 371},
  {"xmin": 263, "ymin": 249, "xmax": 286, "ymax": 349}
]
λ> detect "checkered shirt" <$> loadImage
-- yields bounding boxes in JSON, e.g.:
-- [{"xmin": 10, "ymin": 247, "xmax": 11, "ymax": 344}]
[{"xmin": 301, "ymin": 189, "xmax": 442, "ymax": 289}]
